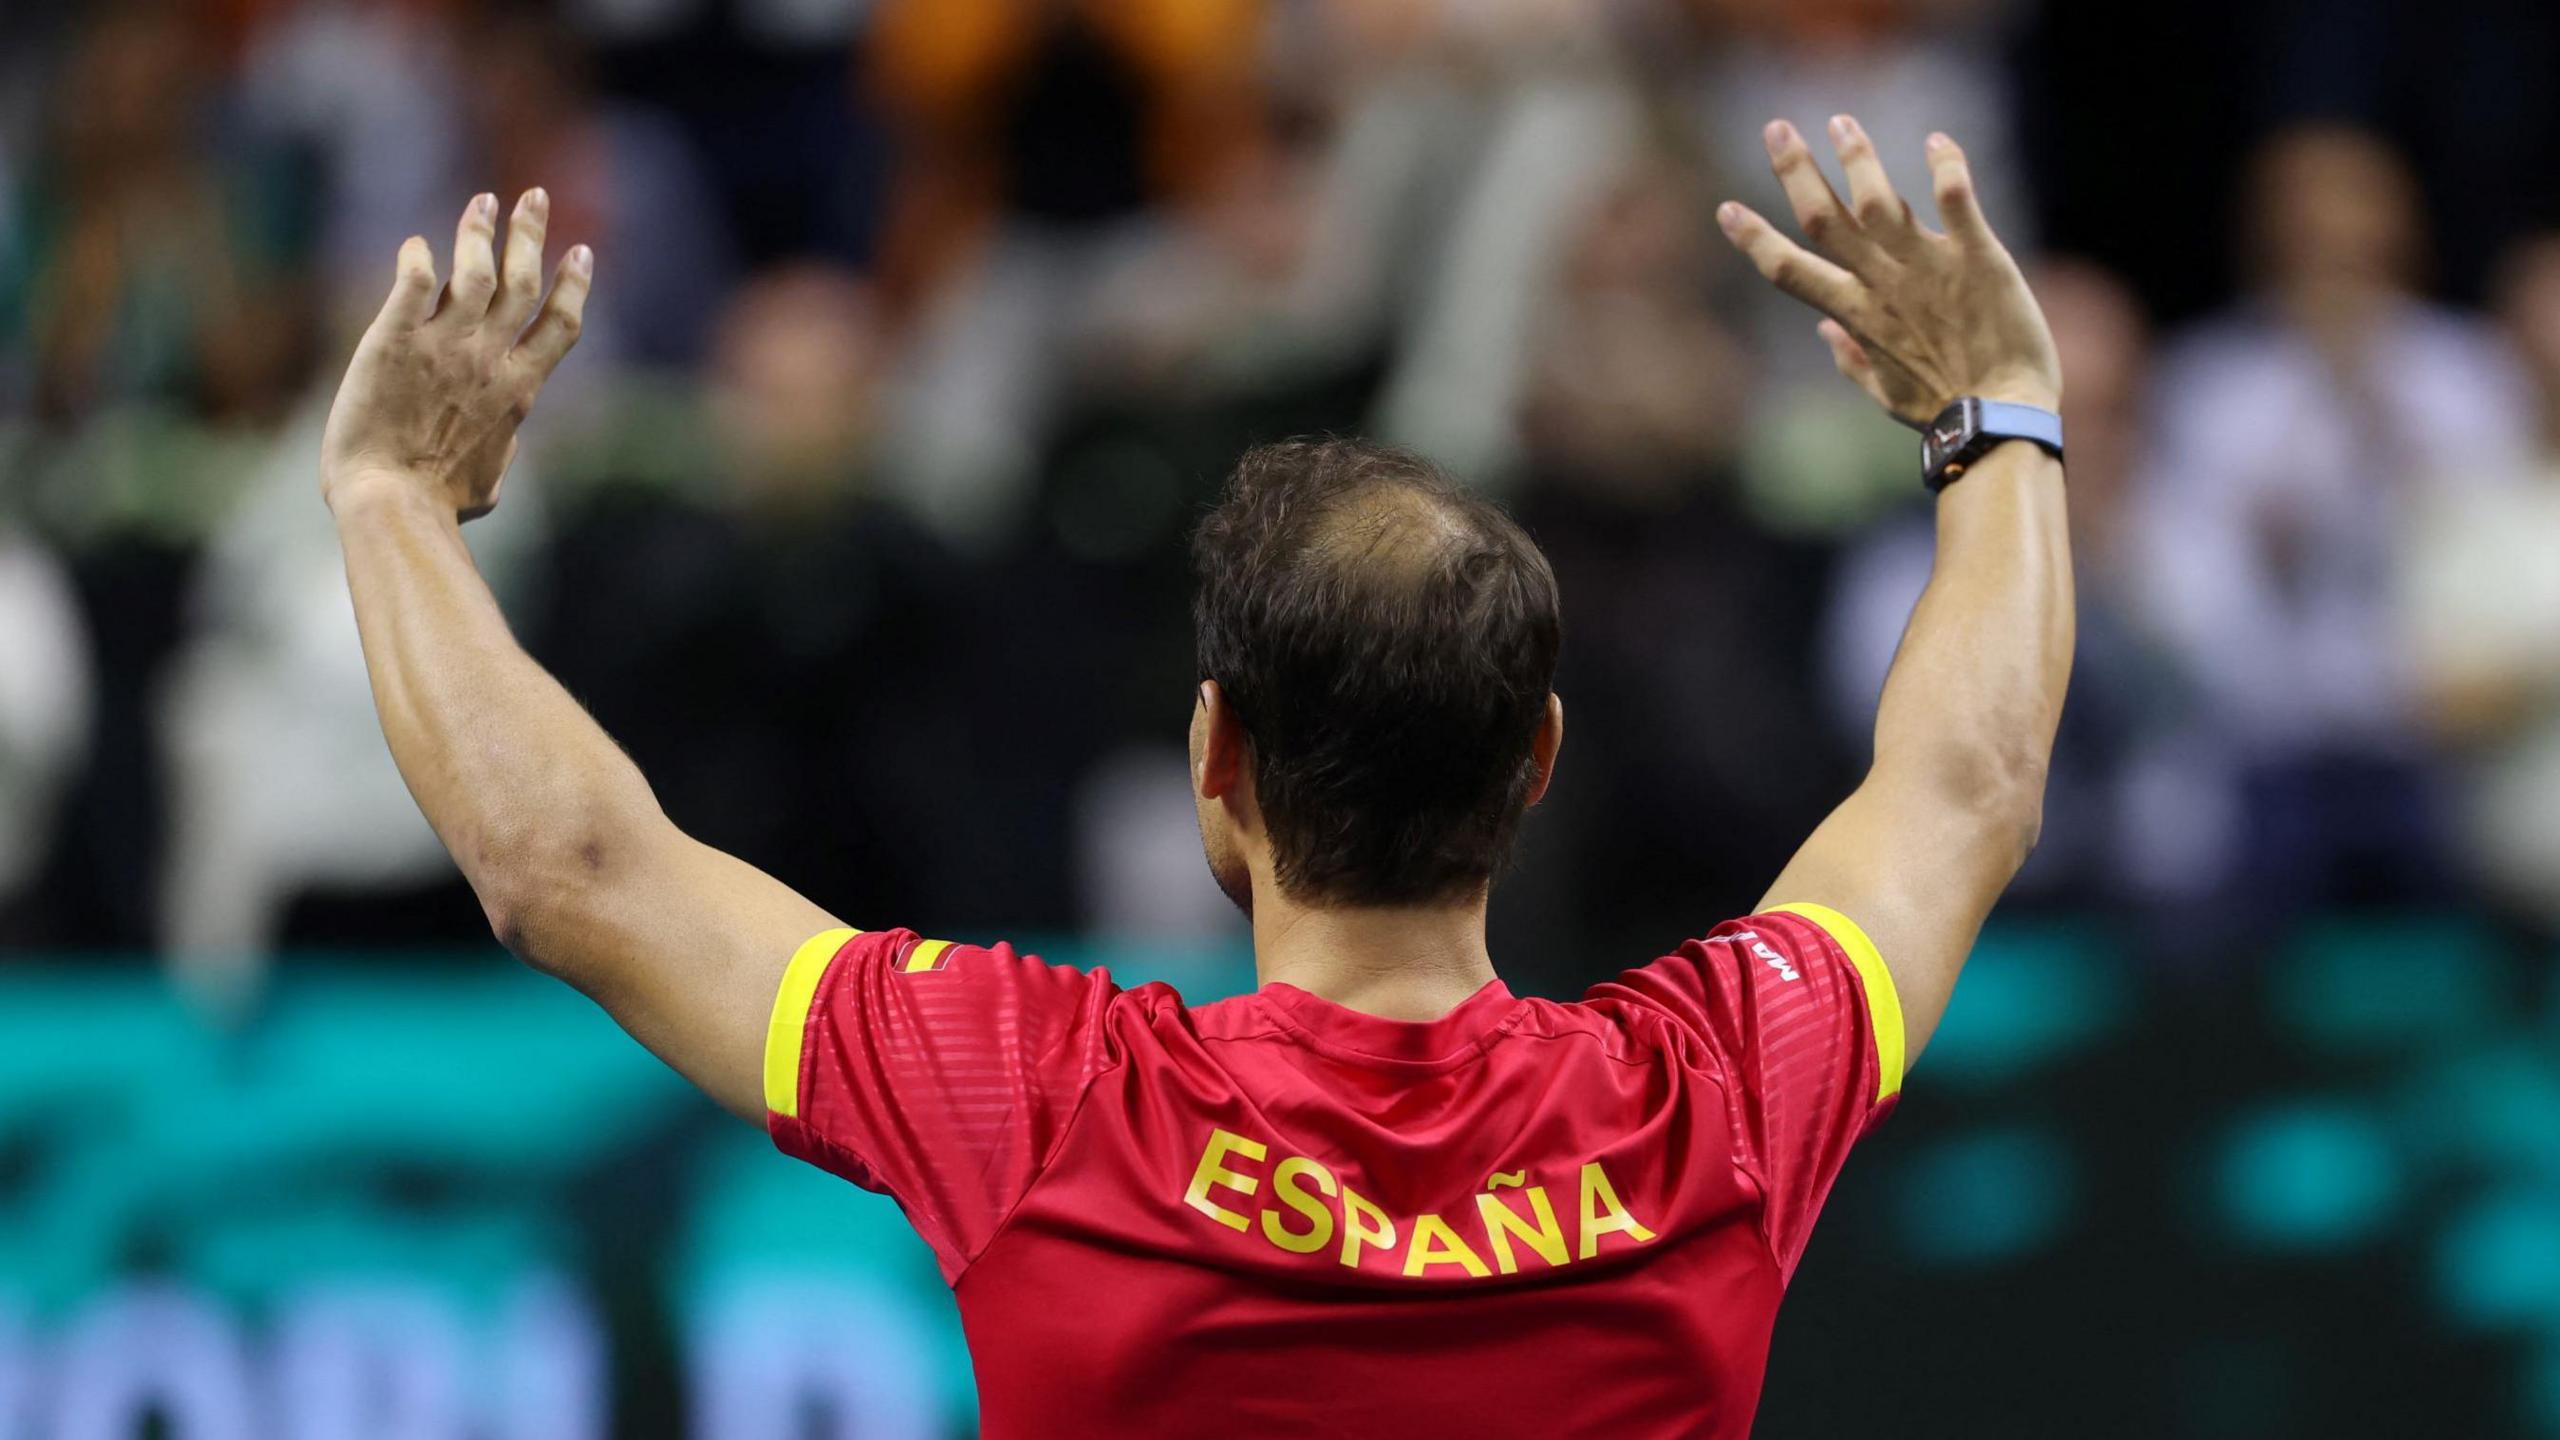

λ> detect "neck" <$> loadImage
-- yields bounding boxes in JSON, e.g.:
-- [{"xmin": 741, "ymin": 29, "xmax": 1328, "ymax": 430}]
[{"xmin": 1249, "ymin": 888, "xmax": 1500, "ymax": 1021}]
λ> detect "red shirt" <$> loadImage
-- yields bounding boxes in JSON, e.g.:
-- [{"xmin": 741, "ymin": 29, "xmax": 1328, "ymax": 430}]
[{"xmin": 766, "ymin": 904, "xmax": 1904, "ymax": 1439}]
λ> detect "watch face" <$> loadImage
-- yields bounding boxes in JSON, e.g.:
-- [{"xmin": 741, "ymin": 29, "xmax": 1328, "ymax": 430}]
[{"xmin": 1923, "ymin": 398, "xmax": 1980, "ymax": 477}]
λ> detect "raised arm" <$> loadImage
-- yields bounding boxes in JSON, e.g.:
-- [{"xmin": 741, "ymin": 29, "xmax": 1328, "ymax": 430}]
[
  {"xmin": 320, "ymin": 190, "xmax": 842, "ymax": 1121},
  {"xmin": 1717, "ymin": 117, "xmax": 2073, "ymax": 1063}
]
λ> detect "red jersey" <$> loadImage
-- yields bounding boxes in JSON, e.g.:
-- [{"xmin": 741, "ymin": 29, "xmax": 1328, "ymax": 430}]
[{"xmin": 766, "ymin": 904, "xmax": 1904, "ymax": 1439}]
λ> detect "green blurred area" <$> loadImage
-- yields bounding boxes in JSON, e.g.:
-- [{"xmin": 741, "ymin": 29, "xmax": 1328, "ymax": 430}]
[{"xmin": 1, "ymin": 920, "xmax": 2556, "ymax": 1438}]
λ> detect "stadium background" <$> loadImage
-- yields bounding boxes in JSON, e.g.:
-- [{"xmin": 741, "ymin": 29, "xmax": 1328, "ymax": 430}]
[{"xmin": 7, "ymin": 0, "xmax": 2560, "ymax": 1435}]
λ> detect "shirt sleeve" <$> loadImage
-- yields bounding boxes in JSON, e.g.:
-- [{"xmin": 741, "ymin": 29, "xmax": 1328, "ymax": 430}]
[
  {"xmin": 1586, "ymin": 903, "xmax": 1904, "ymax": 1279},
  {"xmin": 763, "ymin": 926, "xmax": 1120, "ymax": 1279}
]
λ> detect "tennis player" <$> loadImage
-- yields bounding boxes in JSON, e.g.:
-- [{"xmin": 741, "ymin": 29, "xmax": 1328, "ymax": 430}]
[{"xmin": 319, "ymin": 113, "xmax": 2069, "ymax": 1437}]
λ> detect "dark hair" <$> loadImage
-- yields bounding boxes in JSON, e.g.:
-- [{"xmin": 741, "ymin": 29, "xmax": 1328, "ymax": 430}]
[{"xmin": 1192, "ymin": 437, "xmax": 1563, "ymax": 906}]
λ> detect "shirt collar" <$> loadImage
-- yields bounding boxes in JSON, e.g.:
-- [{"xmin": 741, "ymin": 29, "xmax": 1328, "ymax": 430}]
[{"xmin": 1252, "ymin": 977, "xmax": 1521, "ymax": 1068}]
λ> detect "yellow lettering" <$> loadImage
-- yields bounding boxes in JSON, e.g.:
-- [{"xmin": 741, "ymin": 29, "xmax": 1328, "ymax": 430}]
[
  {"xmin": 1185, "ymin": 1127, "xmax": 1267, "ymax": 1232},
  {"xmin": 1339, "ymin": 1183, "xmax": 1397, "ymax": 1269},
  {"xmin": 1194, "ymin": 1143, "xmax": 1657, "ymax": 1274},
  {"xmin": 1260, "ymin": 1156, "xmax": 1338, "ymax": 1254},
  {"xmin": 1476, "ymin": 1185, "xmax": 1569, "ymax": 1274},
  {"xmin": 1576, "ymin": 1160, "xmax": 1657, "ymax": 1258},
  {"xmin": 1402, "ymin": 1212, "xmax": 1492, "ymax": 1278}
]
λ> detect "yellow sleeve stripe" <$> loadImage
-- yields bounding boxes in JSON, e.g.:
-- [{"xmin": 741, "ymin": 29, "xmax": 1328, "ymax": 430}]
[
  {"xmin": 765, "ymin": 927, "xmax": 859, "ymax": 1120},
  {"xmin": 903, "ymin": 938, "xmax": 954, "ymax": 973},
  {"xmin": 1768, "ymin": 902, "xmax": 1905, "ymax": 1104}
]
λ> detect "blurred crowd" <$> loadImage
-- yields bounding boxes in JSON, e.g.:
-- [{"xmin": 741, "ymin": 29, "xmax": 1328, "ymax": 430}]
[{"xmin": 8, "ymin": 0, "xmax": 2560, "ymax": 1000}]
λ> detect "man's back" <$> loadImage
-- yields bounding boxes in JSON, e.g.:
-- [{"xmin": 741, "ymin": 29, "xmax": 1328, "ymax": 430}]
[
  {"xmin": 768, "ymin": 907, "xmax": 1900, "ymax": 1439},
  {"xmin": 321, "ymin": 118, "xmax": 2061, "ymax": 1439}
]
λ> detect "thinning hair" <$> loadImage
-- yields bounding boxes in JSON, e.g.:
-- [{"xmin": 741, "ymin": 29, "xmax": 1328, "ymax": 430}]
[{"xmin": 1192, "ymin": 438, "xmax": 1563, "ymax": 906}]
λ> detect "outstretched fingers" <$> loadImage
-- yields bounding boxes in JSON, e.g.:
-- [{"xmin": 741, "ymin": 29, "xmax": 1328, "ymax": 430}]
[
  {"xmin": 1827, "ymin": 115, "xmax": 1917, "ymax": 252},
  {"xmin": 510, "ymin": 243, "xmax": 593, "ymax": 383},
  {"xmin": 1718, "ymin": 200, "xmax": 1863, "ymax": 319},
  {"xmin": 1924, "ymin": 132, "xmax": 1996, "ymax": 250},
  {"xmin": 374, "ymin": 235, "xmax": 439, "ymax": 333},
  {"xmin": 490, "ymin": 188, "xmax": 551, "ymax": 334},
  {"xmin": 1762, "ymin": 120, "xmax": 1876, "ymax": 267},
  {"xmin": 437, "ymin": 193, "xmax": 500, "ymax": 327}
]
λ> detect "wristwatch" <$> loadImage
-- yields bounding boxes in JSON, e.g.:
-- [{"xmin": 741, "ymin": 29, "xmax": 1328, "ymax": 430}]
[{"xmin": 1919, "ymin": 397, "xmax": 2065, "ymax": 492}]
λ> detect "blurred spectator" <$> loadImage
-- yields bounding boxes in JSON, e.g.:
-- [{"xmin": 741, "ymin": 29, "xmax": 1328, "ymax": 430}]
[
  {"xmin": 156, "ymin": 389, "xmax": 552, "ymax": 1000},
  {"xmin": 1515, "ymin": 143, "xmax": 1749, "ymax": 495},
  {"xmin": 866, "ymin": 0, "xmax": 1263, "ymax": 305},
  {"xmin": 563, "ymin": 0, "xmax": 893, "ymax": 268},
  {"xmin": 867, "ymin": 0, "xmax": 1266, "ymax": 541},
  {"xmin": 1823, "ymin": 261, "xmax": 2230, "ymax": 913},
  {"xmin": 1070, "ymin": 108, "xmax": 1365, "ymax": 406},
  {"xmin": 18, "ymin": 0, "xmax": 2560, "ymax": 969},
  {"xmin": 460, "ymin": 9, "xmax": 735, "ymax": 371},
  {"xmin": 527, "ymin": 265, "xmax": 1009, "ymax": 931},
  {"xmin": 2133, "ymin": 125, "xmax": 2533, "ymax": 912},
  {"xmin": 2406, "ymin": 235, "xmax": 2560, "ymax": 931},
  {"xmin": 236, "ymin": 0, "xmax": 466, "ymax": 307},
  {"xmin": 1503, "ymin": 146, "xmax": 1840, "ymax": 977},
  {"xmin": 1367, "ymin": 4, "xmax": 1649, "ymax": 486},
  {"xmin": 0, "ymin": 525, "xmax": 91, "ymax": 943},
  {"xmin": 5, "ymin": 2, "xmax": 306, "ymax": 423},
  {"xmin": 709, "ymin": 266, "xmax": 891, "ymax": 504}
]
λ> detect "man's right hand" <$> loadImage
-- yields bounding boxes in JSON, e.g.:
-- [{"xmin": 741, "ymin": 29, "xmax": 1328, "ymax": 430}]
[
  {"xmin": 1715, "ymin": 116, "xmax": 2060, "ymax": 425},
  {"xmin": 321, "ymin": 186, "xmax": 843, "ymax": 1126},
  {"xmin": 320, "ymin": 189, "xmax": 592, "ymax": 522}
]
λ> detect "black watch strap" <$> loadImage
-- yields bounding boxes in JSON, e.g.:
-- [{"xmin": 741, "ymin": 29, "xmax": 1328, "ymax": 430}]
[{"xmin": 1921, "ymin": 397, "xmax": 2064, "ymax": 492}]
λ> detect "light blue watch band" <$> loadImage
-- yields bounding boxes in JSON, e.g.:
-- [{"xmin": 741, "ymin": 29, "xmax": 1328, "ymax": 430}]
[{"xmin": 1975, "ymin": 400, "xmax": 2065, "ymax": 456}]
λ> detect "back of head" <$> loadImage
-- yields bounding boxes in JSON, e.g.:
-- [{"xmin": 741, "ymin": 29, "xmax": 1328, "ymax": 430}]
[{"xmin": 1192, "ymin": 438, "xmax": 1563, "ymax": 907}]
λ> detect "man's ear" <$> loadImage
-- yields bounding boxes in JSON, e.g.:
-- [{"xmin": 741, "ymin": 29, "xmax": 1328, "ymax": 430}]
[
  {"xmin": 1524, "ymin": 693, "xmax": 1565, "ymax": 807},
  {"xmin": 1194, "ymin": 680, "xmax": 1249, "ymax": 802}
]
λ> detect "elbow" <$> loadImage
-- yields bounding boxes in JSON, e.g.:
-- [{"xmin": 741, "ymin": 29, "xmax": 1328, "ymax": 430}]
[
  {"xmin": 2007, "ymin": 790, "xmax": 2047, "ymax": 871},
  {"xmin": 1935, "ymin": 741, "xmax": 2050, "ymax": 874},
  {"xmin": 474, "ymin": 856, "xmax": 583, "ymax": 979},
  {"xmin": 481, "ymin": 894, "xmax": 548, "ymax": 974},
  {"xmin": 479, "ymin": 880, "xmax": 561, "ymax": 975},
  {"xmin": 466, "ymin": 807, "xmax": 643, "ymax": 979}
]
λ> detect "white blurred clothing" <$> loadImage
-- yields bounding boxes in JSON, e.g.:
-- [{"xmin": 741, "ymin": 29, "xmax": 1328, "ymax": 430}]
[
  {"xmin": 0, "ymin": 529, "xmax": 91, "ymax": 902},
  {"xmin": 1820, "ymin": 515, "xmax": 2240, "ymax": 906},
  {"xmin": 2403, "ymin": 466, "xmax": 2560, "ymax": 922},
  {"xmin": 240, "ymin": 3, "xmax": 463, "ymax": 302},
  {"xmin": 156, "ymin": 398, "xmax": 548, "ymax": 990},
  {"xmin": 2137, "ymin": 302, "xmax": 2534, "ymax": 753},
  {"xmin": 1373, "ymin": 68, "xmax": 1643, "ymax": 487}
]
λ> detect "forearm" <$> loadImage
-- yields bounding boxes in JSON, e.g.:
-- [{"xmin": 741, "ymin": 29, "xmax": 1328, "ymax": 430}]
[
  {"xmin": 1725, "ymin": 116, "xmax": 2070, "ymax": 1058},
  {"xmin": 314, "ymin": 197, "xmax": 842, "ymax": 1121},
  {"xmin": 1867, "ymin": 442, "xmax": 2074, "ymax": 856},
  {"xmin": 330, "ymin": 473, "xmax": 666, "ymax": 957}
]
